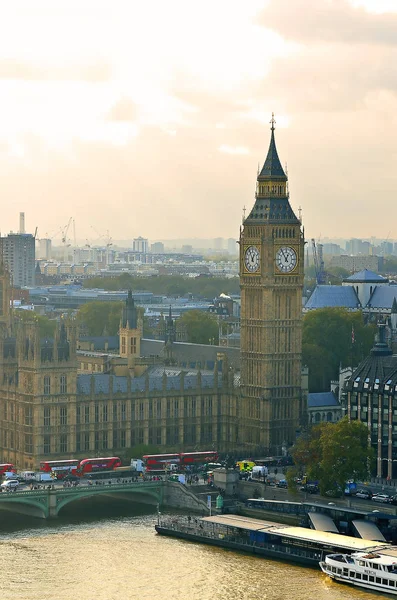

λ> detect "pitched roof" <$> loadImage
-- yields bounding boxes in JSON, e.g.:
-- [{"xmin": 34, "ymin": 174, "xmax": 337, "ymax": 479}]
[
  {"xmin": 344, "ymin": 269, "xmax": 387, "ymax": 283},
  {"xmin": 308, "ymin": 391, "xmax": 339, "ymax": 408},
  {"xmin": 368, "ymin": 285, "xmax": 397, "ymax": 309},
  {"xmin": 257, "ymin": 127, "xmax": 287, "ymax": 182},
  {"xmin": 305, "ymin": 285, "xmax": 360, "ymax": 310}
]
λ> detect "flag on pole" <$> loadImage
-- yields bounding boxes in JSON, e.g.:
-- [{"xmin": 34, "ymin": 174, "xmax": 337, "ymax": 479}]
[{"xmin": 351, "ymin": 325, "xmax": 355, "ymax": 344}]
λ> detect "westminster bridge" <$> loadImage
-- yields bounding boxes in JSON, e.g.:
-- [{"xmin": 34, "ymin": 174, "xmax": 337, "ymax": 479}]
[{"xmin": 0, "ymin": 480, "xmax": 209, "ymax": 519}]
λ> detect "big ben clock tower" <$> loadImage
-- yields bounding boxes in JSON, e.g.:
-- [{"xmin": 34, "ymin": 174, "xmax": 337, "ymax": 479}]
[{"xmin": 239, "ymin": 115, "xmax": 304, "ymax": 452}]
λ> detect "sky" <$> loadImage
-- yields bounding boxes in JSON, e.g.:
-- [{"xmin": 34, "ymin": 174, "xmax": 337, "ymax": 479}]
[{"xmin": 0, "ymin": 0, "xmax": 396, "ymax": 244}]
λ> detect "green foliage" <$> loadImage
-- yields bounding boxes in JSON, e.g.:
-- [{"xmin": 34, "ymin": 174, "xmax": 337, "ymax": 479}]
[
  {"xmin": 179, "ymin": 310, "xmax": 219, "ymax": 344},
  {"xmin": 124, "ymin": 444, "xmax": 160, "ymax": 461},
  {"xmin": 15, "ymin": 311, "xmax": 56, "ymax": 337},
  {"xmin": 380, "ymin": 257, "xmax": 397, "ymax": 274},
  {"xmin": 291, "ymin": 417, "xmax": 375, "ymax": 496},
  {"xmin": 302, "ymin": 308, "xmax": 375, "ymax": 392},
  {"xmin": 83, "ymin": 274, "xmax": 239, "ymax": 299},
  {"xmin": 76, "ymin": 301, "xmax": 123, "ymax": 336}
]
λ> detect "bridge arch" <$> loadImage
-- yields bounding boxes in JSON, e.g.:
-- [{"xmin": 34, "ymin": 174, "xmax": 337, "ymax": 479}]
[{"xmin": 55, "ymin": 484, "xmax": 162, "ymax": 517}]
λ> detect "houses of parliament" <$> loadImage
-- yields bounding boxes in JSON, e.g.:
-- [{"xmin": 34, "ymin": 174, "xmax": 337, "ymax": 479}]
[{"xmin": 0, "ymin": 121, "xmax": 306, "ymax": 469}]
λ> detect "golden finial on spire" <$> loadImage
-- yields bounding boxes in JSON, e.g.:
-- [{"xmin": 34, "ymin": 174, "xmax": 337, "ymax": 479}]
[{"xmin": 270, "ymin": 112, "xmax": 276, "ymax": 131}]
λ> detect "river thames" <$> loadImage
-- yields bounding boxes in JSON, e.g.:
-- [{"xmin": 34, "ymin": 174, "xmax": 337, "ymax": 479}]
[{"xmin": 0, "ymin": 499, "xmax": 385, "ymax": 600}]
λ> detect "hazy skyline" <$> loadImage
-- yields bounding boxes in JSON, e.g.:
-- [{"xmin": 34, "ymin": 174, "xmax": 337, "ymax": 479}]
[{"xmin": 0, "ymin": 0, "xmax": 396, "ymax": 243}]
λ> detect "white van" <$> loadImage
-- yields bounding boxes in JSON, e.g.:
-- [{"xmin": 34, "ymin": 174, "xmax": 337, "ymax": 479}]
[
  {"xmin": 251, "ymin": 466, "xmax": 268, "ymax": 479},
  {"xmin": 20, "ymin": 471, "xmax": 36, "ymax": 481}
]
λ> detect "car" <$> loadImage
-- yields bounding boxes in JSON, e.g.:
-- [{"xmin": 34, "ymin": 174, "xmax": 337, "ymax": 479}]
[
  {"xmin": 276, "ymin": 479, "xmax": 288, "ymax": 488},
  {"xmin": 1, "ymin": 479, "xmax": 19, "ymax": 491},
  {"xmin": 372, "ymin": 493, "xmax": 391, "ymax": 503},
  {"xmin": 355, "ymin": 489, "xmax": 372, "ymax": 500}
]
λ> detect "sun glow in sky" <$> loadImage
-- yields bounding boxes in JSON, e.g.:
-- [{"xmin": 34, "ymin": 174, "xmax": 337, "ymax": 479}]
[{"xmin": 0, "ymin": 0, "xmax": 396, "ymax": 241}]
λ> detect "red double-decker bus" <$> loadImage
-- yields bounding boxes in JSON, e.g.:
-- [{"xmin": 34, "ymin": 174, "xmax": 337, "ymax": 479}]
[
  {"xmin": 143, "ymin": 451, "xmax": 218, "ymax": 472},
  {"xmin": 0, "ymin": 463, "xmax": 15, "ymax": 476},
  {"xmin": 39, "ymin": 459, "xmax": 80, "ymax": 478},
  {"xmin": 76, "ymin": 457, "xmax": 122, "ymax": 475},
  {"xmin": 180, "ymin": 451, "xmax": 218, "ymax": 468},
  {"xmin": 143, "ymin": 454, "xmax": 180, "ymax": 472}
]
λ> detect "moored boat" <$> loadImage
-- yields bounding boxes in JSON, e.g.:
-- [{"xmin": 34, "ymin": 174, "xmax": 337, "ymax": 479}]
[{"xmin": 320, "ymin": 550, "xmax": 397, "ymax": 595}]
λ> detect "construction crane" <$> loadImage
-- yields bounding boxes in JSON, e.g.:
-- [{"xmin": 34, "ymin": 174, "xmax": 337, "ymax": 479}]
[
  {"xmin": 311, "ymin": 238, "xmax": 326, "ymax": 285},
  {"xmin": 90, "ymin": 227, "xmax": 113, "ymax": 266},
  {"xmin": 60, "ymin": 217, "xmax": 73, "ymax": 263}
]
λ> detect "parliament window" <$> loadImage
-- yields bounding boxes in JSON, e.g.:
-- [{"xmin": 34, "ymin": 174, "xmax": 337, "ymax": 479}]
[
  {"xmin": 44, "ymin": 407, "xmax": 51, "ymax": 427},
  {"xmin": 60, "ymin": 375, "xmax": 67, "ymax": 394},
  {"xmin": 95, "ymin": 404, "xmax": 99, "ymax": 423},
  {"xmin": 121, "ymin": 403, "xmax": 126, "ymax": 421},
  {"xmin": 120, "ymin": 430, "xmax": 126, "ymax": 448},
  {"xmin": 24, "ymin": 406, "xmax": 32, "ymax": 426},
  {"xmin": 44, "ymin": 376, "xmax": 51, "ymax": 395},
  {"xmin": 60, "ymin": 406, "xmax": 67, "ymax": 426},
  {"xmin": 60, "ymin": 434, "xmax": 67, "ymax": 453},
  {"xmin": 84, "ymin": 405, "xmax": 90, "ymax": 424},
  {"xmin": 84, "ymin": 432, "xmax": 90, "ymax": 451},
  {"xmin": 43, "ymin": 435, "xmax": 51, "ymax": 454},
  {"xmin": 102, "ymin": 404, "xmax": 108, "ymax": 422},
  {"xmin": 76, "ymin": 405, "xmax": 81, "ymax": 425},
  {"xmin": 25, "ymin": 434, "xmax": 33, "ymax": 454}
]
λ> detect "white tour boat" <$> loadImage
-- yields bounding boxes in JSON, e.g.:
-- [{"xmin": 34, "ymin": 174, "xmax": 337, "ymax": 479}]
[{"xmin": 320, "ymin": 550, "xmax": 397, "ymax": 595}]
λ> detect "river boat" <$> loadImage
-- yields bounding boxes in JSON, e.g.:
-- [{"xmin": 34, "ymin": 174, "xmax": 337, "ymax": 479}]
[
  {"xmin": 320, "ymin": 550, "xmax": 397, "ymax": 595},
  {"xmin": 155, "ymin": 514, "xmax": 390, "ymax": 568}
]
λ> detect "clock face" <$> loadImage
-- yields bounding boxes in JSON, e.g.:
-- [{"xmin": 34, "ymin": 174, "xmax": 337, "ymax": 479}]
[
  {"xmin": 244, "ymin": 246, "xmax": 260, "ymax": 273},
  {"xmin": 275, "ymin": 246, "xmax": 297, "ymax": 273}
]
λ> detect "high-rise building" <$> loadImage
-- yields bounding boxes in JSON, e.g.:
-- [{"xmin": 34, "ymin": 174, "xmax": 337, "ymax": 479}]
[
  {"xmin": 227, "ymin": 238, "xmax": 238, "ymax": 256},
  {"xmin": 38, "ymin": 239, "xmax": 52, "ymax": 260},
  {"xmin": 0, "ymin": 233, "xmax": 35, "ymax": 287},
  {"xmin": 213, "ymin": 237, "xmax": 223, "ymax": 250},
  {"xmin": 132, "ymin": 237, "xmax": 149, "ymax": 253},
  {"xmin": 151, "ymin": 242, "xmax": 164, "ymax": 253},
  {"xmin": 239, "ymin": 116, "xmax": 305, "ymax": 450}
]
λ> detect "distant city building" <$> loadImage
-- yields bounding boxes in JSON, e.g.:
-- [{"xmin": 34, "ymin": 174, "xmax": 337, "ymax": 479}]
[
  {"xmin": 329, "ymin": 254, "xmax": 382, "ymax": 273},
  {"xmin": 227, "ymin": 238, "xmax": 238, "ymax": 256},
  {"xmin": 213, "ymin": 237, "xmax": 223, "ymax": 250},
  {"xmin": 38, "ymin": 239, "xmax": 52, "ymax": 260},
  {"xmin": 181, "ymin": 245, "xmax": 193, "ymax": 254},
  {"xmin": 380, "ymin": 241, "xmax": 393, "ymax": 256},
  {"xmin": 151, "ymin": 242, "xmax": 164, "ymax": 253},
  {"xmin": 0, "ymin": 233, "xmax": 35, "ymax": 287},
  {"xmin": 322, "ymin": 243, "xmax": 341, "ymax": 255},
  {"xmin": 132, "ymin": 237, "xmax": 149, "ymax": 253}
]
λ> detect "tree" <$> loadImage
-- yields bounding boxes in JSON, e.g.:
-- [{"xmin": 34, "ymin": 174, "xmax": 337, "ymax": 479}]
[
  {"xmin": 76, "ymin": 301, "xmax": 123, "ymax": 336},
  {"xmin": 124, "ymin": 444, "xmax": 160, "ymax": 462},
  {"xmin": 178, "ymin": 310, "xmax": 219, "ymax": 344},
  {"xmin": 302, "ymin": 308, "xmax": 375, "ymax": 392},
  {"xmin": 15, "ymin": 311, "xmax": 56, "ymax": 337},
  {"xmin": 289, "ymin": 417, "xmax": 375, "ymax": 496}
]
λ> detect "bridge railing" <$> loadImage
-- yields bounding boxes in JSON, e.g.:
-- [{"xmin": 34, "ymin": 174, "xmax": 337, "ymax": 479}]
[{"xmin": 0, "ymin": 480, "xmax": 163, "ymax": 497}]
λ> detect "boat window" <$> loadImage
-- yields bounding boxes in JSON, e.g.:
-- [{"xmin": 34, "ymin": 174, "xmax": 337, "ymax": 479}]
[
  {"xmin": 390, "ymin": 580, "xmax": 395, "ymax": 587},
  {"xmin": 372, "ymin": 563, "xmax": 379, "ymax": 570},
  {"xmin": 375, "ymin": 577, "xmax": 381, "ymax": 584},
  {"xmin": 349, "ymin": 571, "xmax": 355, "ymax": 578},
  {"xmin": 346, "ymin": 556, "xmax": 354, "ymax": 563},
  {"xmin": 358, "ymin": 561, "xmax": 365, "ymax": 566},
  {"xmin": 337, "ymin": 568, "xmax": 342, "ymax": 575},
  {"xmin": 369, "ymin": 576, "xmax": 375, "ymax": 583},
  {"xmin": 383, "ymin": 579, "xmax": 388, "ymax": 586},
  {"xmin": 356, "ymin": 573, "xmax": 361, "ymax": 580},
  {"xmin": 363, "ymin": 575, "xmax": 368, "ymax": 581}
]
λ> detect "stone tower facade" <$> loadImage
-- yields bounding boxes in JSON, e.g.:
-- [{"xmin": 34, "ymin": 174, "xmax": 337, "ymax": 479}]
[
  {"xmin": 239, "ymin": 116, "xmax": 305, "ymax": 452},
  {"xmin": 119, "ymin": 290, "xmax": 142, "ymax": 364}
]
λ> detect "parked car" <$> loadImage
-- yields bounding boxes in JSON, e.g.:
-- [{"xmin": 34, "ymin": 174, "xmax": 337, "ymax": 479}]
[
  {"xmin": 372, "ymin": 493, "xmax": 391, "ymax": 503},
  {"xmin": 1, "ymin": 479, "xmax": 19, "ymax": 491},
  {"xmin": 276, "ymin": 479, "xmax": 288, "ymax": 488},
  {"xmin": 355, "ymin": 489, "xmax": 372, "ymax": 500}
]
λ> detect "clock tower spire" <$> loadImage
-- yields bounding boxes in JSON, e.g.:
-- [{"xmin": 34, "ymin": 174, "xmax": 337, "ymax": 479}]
[{"xmin": 239, "ymin": 115, "xmax": 304, "ymax": 453}]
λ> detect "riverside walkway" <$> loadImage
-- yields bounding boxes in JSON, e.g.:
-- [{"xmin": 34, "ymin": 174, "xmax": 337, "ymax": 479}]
[{"xmin": 0, "ymin": 480, "xmax": 163, "ymax": 519}]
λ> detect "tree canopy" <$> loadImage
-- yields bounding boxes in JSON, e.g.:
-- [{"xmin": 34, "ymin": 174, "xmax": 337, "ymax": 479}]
[
  {"xmin": 288, "ymin": 417, "xmax": 375, "ymax": 496},
  {"xmin": 76, "ymin": 301, "xmax": 123, "ymax": 336},
  {"xmin": 302, "ymin": 308, "xmax": 375, "ymax": 392},
  {"xmin": 179, "ymin": 310, "xmax": 219, "ymax": 345},
  {"xmin": 83, "ymin": 274, "xmax": 239, "ymax": 300},
  {"xmin": 15, "ymin": 311, "xmax": 57, "ymax": 337}
]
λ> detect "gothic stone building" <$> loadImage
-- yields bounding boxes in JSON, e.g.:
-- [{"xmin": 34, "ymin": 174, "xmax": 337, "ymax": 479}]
[
  {"xmin": 0, "ymin": 122, "xmax": 305, "ymax": 469},
  {"xmin": 344, "ymin": 319, "xmax": 397, "ymax": 479}
]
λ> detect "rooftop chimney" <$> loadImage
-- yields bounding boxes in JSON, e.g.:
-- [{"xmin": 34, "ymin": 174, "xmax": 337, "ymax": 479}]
[{"xmin": 19, "ymin": 212, "xmax": 25, "ymax": 234}]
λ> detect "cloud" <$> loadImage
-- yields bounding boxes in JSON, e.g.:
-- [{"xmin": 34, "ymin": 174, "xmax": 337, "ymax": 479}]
[
  {"xmin": 106, "ymin": 98, "xmax": 138, "ymax": 122},
  {"xmin": 0, "ymin": 59, "xmax": 112, "ymax": 82},
  {"xmin": 257, "ymin": 0, "xmax": 397, "ymax": 45}
]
